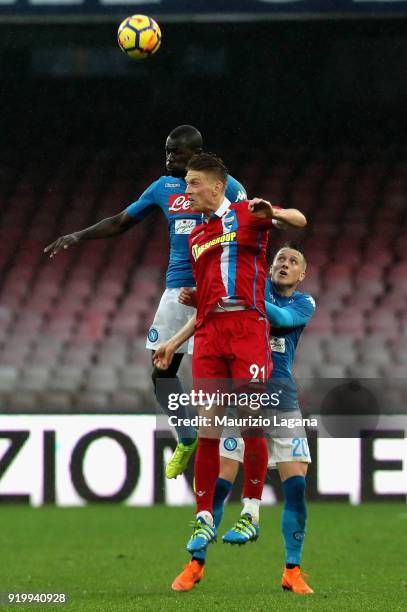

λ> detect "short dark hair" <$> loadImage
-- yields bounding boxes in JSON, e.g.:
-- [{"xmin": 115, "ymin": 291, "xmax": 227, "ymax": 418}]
[
  {"xmin": 278, "ymin": 241, "xmax": 307, "ymax": 270},
  {"xmin": 186, "ymin": 153, "xmax": 228, "ymax": 184},
  {"xmin": 168, "ymin": 125, "xmax": 203, "ymax": 149}
]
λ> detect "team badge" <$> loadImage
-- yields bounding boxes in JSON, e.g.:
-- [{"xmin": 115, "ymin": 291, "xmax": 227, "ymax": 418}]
[
  {"xmin": 223, "ymin": 437, "xmax": 238, "ymax": 451},
  {"xmin": 148, "ymin": 328, "xmax": 159, "ymax": 343}
]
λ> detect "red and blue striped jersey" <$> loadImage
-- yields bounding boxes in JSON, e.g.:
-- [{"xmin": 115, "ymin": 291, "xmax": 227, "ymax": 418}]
[{"xmin": 189, "ymin": 198, "xmax": 275, "ymax": 327}]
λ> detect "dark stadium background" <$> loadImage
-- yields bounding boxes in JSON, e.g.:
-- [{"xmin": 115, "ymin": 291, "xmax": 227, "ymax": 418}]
[{"xmin": 0, "ymin": 7, "xmax": 406, "ymax": 505}]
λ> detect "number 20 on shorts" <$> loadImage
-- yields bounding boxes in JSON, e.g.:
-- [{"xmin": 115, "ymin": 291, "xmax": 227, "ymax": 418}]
[{"xmin": 291, "ymin": 437, "xmax": 309, "ymax": 458}]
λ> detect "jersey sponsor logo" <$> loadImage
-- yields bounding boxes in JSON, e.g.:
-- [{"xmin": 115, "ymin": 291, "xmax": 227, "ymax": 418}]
[
  {"xmin": 223, "ymin": 437, "xmax": 238, "ymax": 451},
  {"xmin": 169, "ymin": 194, "xmax": 191, "ymax": 214},
  {"xmin": 165, "ymin": 182, "xmax": 180, "ymax": 188},
  {"xmin": 148, "ymin": 328, "xmax": 159, "ymax": 343},
  {"xmin": 270, "ymin": 336, "xmax": 285, "ymax": 353},
  {"xmin": 191, "ymin": 231, "xmax": 237, "ymax": 261},
  {"xmin": 191, "ymin": 230, "xmax": 205, "ymax": 242},
  {"xmin": 175, "ymin": 219, "xmax": 196, "ymax": 234}
]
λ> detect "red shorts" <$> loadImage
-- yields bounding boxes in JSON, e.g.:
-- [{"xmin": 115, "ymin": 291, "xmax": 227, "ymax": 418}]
[{"xmin": 192, "ymin": 310, "xmax": 272, "ymax": 392}]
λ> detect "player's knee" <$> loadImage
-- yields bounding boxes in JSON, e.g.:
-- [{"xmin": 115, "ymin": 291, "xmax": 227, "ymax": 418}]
[{"xmin": 219, "ymin": 457, "xmax": 239, "ymax": 483}]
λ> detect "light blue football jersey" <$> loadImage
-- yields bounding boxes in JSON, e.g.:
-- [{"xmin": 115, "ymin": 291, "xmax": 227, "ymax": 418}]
[
  {"xmin": 265, "ymin": 279, "xmax": 316, "ymax": 409},
  {"xmin": 126, "ymin": 175, "xmax": 246, "ymax": 287}
]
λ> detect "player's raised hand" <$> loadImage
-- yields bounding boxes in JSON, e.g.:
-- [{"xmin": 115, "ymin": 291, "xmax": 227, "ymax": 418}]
[
  {"xmin": 153, "ymin": 342, "xmax": 176, "ymax": 370},
  {"xmin": 179, "ymin": 287, "xmax": 197, "ymax": 307},
  {"xmin": 248, "ymin": 198, "xmax": 275, "ymax": 219},
  {"xmin": 44, "ymin": 233, "xmax": 81, "ymax": 258}
]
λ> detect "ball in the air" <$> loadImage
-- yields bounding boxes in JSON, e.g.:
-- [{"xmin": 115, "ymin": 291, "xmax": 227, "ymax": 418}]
[{"xmin": 117, "ymin": 15, "xmax": 161, "ymax": 59}]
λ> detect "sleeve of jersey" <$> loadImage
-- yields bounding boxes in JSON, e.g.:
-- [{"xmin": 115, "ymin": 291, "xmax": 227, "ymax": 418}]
[
  {"xmin": 225, "ymin": 176, "xmax": 247, "ymax": 202},
  {"xmin": 265, "ymin": 294, "xmax": 316, "ymax": 328},
  {"xmin": 125, "ymin": 180, "xmax": 160, "ymax": 221}
]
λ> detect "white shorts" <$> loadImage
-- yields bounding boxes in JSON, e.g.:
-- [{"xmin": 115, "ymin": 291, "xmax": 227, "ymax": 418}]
[
  {"xmin": 219, "ymin": 434, "xmax": 311, "ymax": 469},
  {"xmin": 146, "ymin": 288, "xmax": 195, "ymax": 354}
]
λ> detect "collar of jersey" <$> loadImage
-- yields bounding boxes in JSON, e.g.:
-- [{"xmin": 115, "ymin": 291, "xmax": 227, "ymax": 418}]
[
  {"xmin": 210, "ymin": 196, "xmax": 231, "ymax": 219},
  {"xmin": 271, "ymin": 283, "xmax": 299, "ymax": 302}
]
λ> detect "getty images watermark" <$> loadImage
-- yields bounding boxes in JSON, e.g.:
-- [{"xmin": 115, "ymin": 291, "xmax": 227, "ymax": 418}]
[
  {"xmin": 165, "ymin": 389, "xmax": 318, "ymax": 430},
  {"xmin": 156, "ymin": 377, "xmax": 407, "ymax": 438}
]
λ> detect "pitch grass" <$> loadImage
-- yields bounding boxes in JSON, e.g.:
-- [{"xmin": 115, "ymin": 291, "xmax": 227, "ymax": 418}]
[{"xmin": 1, "ymin": 503, "xmax": 406, "ymax": 611}]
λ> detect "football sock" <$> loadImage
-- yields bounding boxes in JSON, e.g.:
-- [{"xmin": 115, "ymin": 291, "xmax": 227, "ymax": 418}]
[
  {"xmin": 282, "ymin": 475, "xmax": 307, "ymax": 566},
  {"xmin": 194, "ymin": 438, "xmax": 220, "ymax": 514},
  {"xmin": 213, "ymin": 478, "xmax": 233, "ymax": 527},
  {"xmin": 241, "ymin": 497, "xmax": 260, "ymax": 524},
  {"xmin": 193, "ymin": 558, "xmax": 205, "ymax": 566},
  {"xmin": 196, "ymin": 510, "xmax": 214, "ymax": 526},
  {"xmin": 192, "ymin": 477, "xmax": 233, "ymax": 563},
  {"xmin": 152, "ymin": 369, "xmax": 196, "ymax": 443},
  {"xmin": 180, "ymin": 436, "xmax": 196, "ymax": 446},
  {"xmin": 242, "ymin": 432, "xmax": 268, "ymax": 500}
]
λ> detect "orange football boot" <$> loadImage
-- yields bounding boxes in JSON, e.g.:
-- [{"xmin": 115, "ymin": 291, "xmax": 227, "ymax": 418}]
[
  {"xmin": 282, "ymin": 566, "xmax": 314, "ymax": 594},
  {"xmin": 171, "ymin": 560, "xmax": 204, "ymax": 592}
]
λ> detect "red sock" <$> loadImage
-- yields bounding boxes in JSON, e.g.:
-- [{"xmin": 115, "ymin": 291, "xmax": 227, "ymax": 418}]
[
  {"xmin": 194, "ymin": 437, "xmax": 220, "ymax": 514},
  {"xmin": 242, "ymin": 432, "xmax": 268, "ymax": 500}
]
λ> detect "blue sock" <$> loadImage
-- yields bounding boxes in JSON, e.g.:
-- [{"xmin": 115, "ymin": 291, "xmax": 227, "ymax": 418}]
[
  {"xmin": 281, "ymin": 476, "xmax": 307, "ymax": 566},
  {"xmin": 180, "ymin": 437, "xmax": 196, "ymax": 446},
  {"xmin": 192, "ymin": 478, "xmax": 232, "ymax": 562}
]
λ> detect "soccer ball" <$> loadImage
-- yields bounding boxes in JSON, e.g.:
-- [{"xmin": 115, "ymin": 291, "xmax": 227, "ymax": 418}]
[{"xmin": 117, "ymin": 15, "xmax": 161, "ymax": 59}]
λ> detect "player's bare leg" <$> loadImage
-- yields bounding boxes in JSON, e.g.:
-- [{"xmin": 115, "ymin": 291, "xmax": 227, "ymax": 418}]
[{"xmin": 278, "ymin": 461, "xmax": 313, "ymax": 594}]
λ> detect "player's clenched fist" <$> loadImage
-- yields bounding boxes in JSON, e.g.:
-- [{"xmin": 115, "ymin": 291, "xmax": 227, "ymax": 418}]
[
  {"xmin": 153, "ymin": 342, "xmax": 176, "ymax": 370},
  {"xmin": 248, "ymin": 198, "xmax": 276, "ymax": 219},
  {"xmin": 178, "ymin": 287, "xmax": 197, "ymax": 307},
  {"xmin": 43, "ymin": 233, "xmax": 81, "ymax": 258}
]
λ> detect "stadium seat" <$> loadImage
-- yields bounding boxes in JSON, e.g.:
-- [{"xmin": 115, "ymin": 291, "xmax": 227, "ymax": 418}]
[
  {"xmin": 314, "ymin": 364, "xmax": 346, "ymax": 378},
  {"xmin": 347, "ymin": 363, "xmax": 380, "ymax": 378},
  {"xmin": 1, "ymin": 145, "xmax": 404, "ymax": 411}
]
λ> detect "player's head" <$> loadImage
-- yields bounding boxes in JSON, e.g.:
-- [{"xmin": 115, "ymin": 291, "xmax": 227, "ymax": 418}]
[
  {"xmin": 271, "ymin": 242, "xmax": 307, "ymax": 292},
  {"xmin": 165, "ymin": 125, "xmax": 203, "ymax": 177},
  {"xmin": 185, "ymin": 153, "xmax": 228, "ymax": 213}
]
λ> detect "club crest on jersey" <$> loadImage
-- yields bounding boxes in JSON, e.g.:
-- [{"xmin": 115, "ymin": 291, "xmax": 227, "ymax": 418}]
[
  {"xmin": 191, "ymin": 231, "xmax": 237, "ymax": 261},
  {"xmin": 222, "ymin": 209, "xmax": 238, "ymax": 233},
  {"xmin": 169, "ymin": 194, "xmax": 191, "ymax": 214}
]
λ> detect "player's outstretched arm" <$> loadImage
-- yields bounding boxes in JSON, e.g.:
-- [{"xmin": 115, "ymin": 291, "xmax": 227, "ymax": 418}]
[
  {"xmin": 44, "ymin": 210, "xmax": 137, "ymax": 258},
  {"xmin": 153, "ymin": 314, "xmax": 197, "ymax": 370},
  {"xmin": 271, "ymin": 207, "xmax": 307, "ymax": 229},
  {"xmin": 265, "ymin": 297, "xmax": 315, "ymax": 328},
  {"xmin": 248, "ymin": 198, "xmax": 307, "ymax": 229}
]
